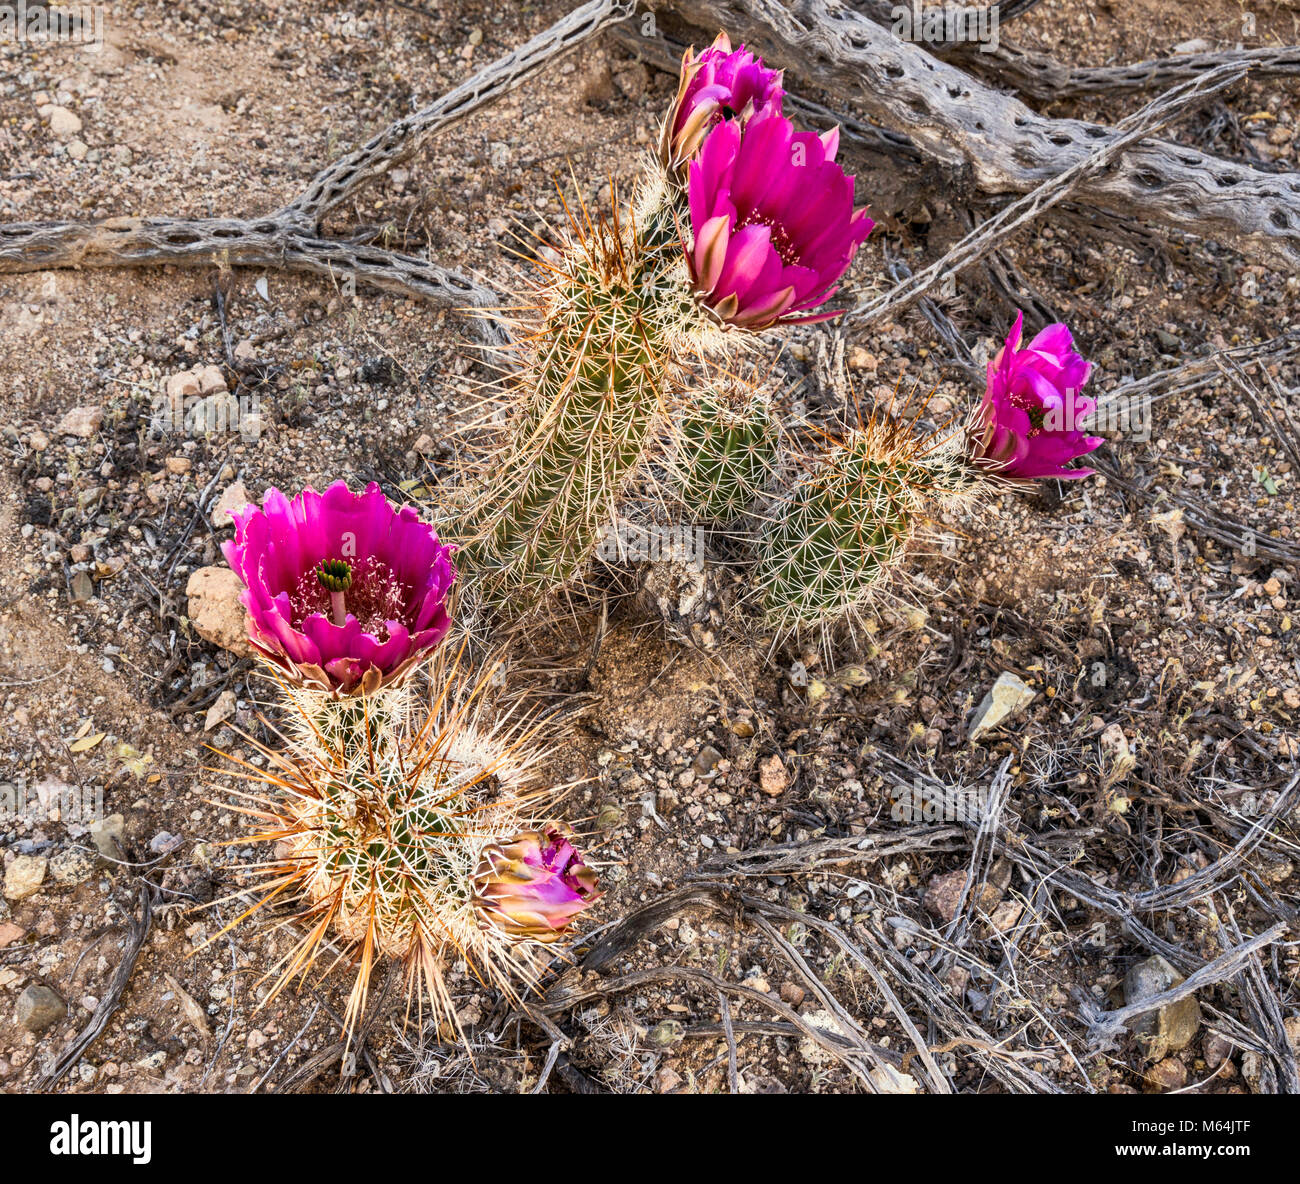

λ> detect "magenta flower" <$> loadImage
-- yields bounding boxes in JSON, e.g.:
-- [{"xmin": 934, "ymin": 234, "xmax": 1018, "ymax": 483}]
[
  {"xmin": 972, "ymin": 311, "xmax": 1102, "ymax": 481},
  {"xmin": 687, "ymin": 109, "xmax": 874, "ymax": 330},
  {"xmin": 473, "ymin": 826, "xmax": 601, "ymax": 942},
  {"xmin": 661, "ymin": 31, "xmax": 784, "ymax": 171},
  {"xmin": 222, "ymin": 481, "xmax": 457, "ymax": 695}
]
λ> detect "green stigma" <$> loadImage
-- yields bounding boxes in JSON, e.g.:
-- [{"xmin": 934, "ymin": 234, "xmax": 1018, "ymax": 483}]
[{"xmin": 316, "ymin": 558, "xmax": 353, "ymax": 593}]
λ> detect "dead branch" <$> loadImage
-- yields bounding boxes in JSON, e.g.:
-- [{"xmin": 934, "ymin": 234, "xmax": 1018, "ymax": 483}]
[
  {"xmin": 283, "ymin": 0, "xmax": 637, "ymax": 226},
  {"xmin": 33, "ymin": 884, "xmax": 154, "ymax": 1091},
  {"xmin": 1079, "ymin": 922, "xmax": 1287, "ymax": 1051},
  {"xmin": 657, "ymin": 0, "xmax": 1300, "ymax": 272},
  {"xmin": 846, "ymin": 63, "xmax": 1249, "ymax": 324},
  {"xmin": 0, "ymin": 216, "xmax": 501, "ymax": 309},
  {"xmin": 971, "ymin": 43, "xmax": 1300, "ymax": 102}
]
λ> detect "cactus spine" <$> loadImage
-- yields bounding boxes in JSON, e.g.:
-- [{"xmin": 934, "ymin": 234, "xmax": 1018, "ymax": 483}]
[
  {"xmin": 757, "ymin": 417, "xmax": 975, "ymax": 634},
  {"xmin": 217, "ymin": 666, "xmax": 573, "ymax": 1037}
]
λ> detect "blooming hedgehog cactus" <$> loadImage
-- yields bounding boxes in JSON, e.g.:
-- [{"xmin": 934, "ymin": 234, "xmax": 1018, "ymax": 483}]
[
  {"xmin": 759, "ymin": 312, "xmax": 1102, "ymax": 635},
  {"xmin": 455, "ymin": 31, "xmax": 873, "ymax": 607},
  {"xmin": 214, "ymin": 482, "xmax": 600, "ymax": 1035}
]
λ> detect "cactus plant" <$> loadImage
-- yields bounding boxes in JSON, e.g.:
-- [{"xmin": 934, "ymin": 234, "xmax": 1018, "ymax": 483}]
[
  {"xmin": 757, "ymin": 413, "xmax": 975, "ymax": 635},
  {"xmin": 671, "ymin": 377, "xmax": 780, "ymax": 522},
  {"xmin": 215, "ymin": 483, "xmax": 600, "ymax": 1038},
  {"xmin": 453, "ymin": 32, "xmax": 874, "ymax": 610}
]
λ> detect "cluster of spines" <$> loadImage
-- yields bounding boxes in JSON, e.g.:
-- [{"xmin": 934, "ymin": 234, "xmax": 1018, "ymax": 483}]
[
  {"xmin": 456, "ymin": 179, "xmax": 700, "ymax": 607},
  {"xmin": 671, "ymin": 377, "xmax": 780, "ymax": 523},
  {"xmin": 211, "ymin": 665, "xmax": 558, "ymax": 1039},
  {"xmin": 756, "ymin": 413, "xmax": 976, "ymax": 636}
]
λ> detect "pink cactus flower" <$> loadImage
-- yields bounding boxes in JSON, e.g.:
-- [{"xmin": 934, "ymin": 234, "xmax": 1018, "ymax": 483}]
[
  {"xmin": 687, "ymin": 109, "xmax": 874, "ymax": 330},
  {"xmin": 473, "ymin": 826, "xmax": 601, "ymax": 941},
  {"xmin": 222, "ymin": 481, "xmax": 457, "ymax": 695},
  {"xmin": 661, "ymin": 31, "xmax": 785, "ymax": 171},
  {"xmin": 972, "ymin": 311, "xmax": 1103, "ymax": 481}
]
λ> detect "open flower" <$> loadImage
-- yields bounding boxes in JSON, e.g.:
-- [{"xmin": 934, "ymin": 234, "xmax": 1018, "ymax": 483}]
[
  {"xmin": 971, "ymin": 311, "xmax": 1102, "ymax": 480},
  {"xmin": 687, "ymin": 109, "xmax": 874, "ymax": 330},
  {"xmin": 473, "ymin": 826, "xmax": 601, "ymax": 942},
  {"xmin": 660, "ymin": 31, "xmax": 784, "ymax": 172},
  {"xmin": 223, "ymin": 481, "xmax": 457, "ymax": 695}
]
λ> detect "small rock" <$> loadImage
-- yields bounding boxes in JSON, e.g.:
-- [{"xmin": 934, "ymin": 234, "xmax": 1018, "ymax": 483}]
[
  {"xmin": 48, "ymin": 848, "xmax": 96, "ymax": 885},
  {"xmin": 0, "ymin": 922, "xmax": 25, "ymax": 948},
  {"xmin": 41, "ymin": 105, "xmax": 82, "ymax": 136},
  {"xmin": 186, "ymin": 566, "xmax": 255, "ymax": 658},
  {"xmin": 55, "ymin": 404, "xmax": 103, "ymax": 437},
  {"xmin": 165, "ymin": 456, "xmax": 192, "ymax": 475},
  {"xmin": 412, "ymin": 433, "xmax": 436, "ymax": 455},
  {"xmin": 211, "ymin": 481, "xmax": 249, "ymax": 529},
  {"xmin": 693, "ymin": 745, "xmax": 723, "ymax": 776},
  {"xmin": 968, "ymin": 672, "xmax": 1036, "ymax": 742},
  {"xmin": 923, "ymin": 868, "xmax": 1002, "ymax": 922},
  {"xmin": 166, "ymin": 369, "xmax": 202, "ymax": 400},
  {"xmin": 88, "ymin": 814, "xmax": 126, "ymax": 860},
  {"xmin": 205, "ymin": 690, "xmax": 238, "ymax": 732},
  {"xmin": 1143, "ymin": 1057, "xmax": 1188, "ymax": 1092},
  {"xmin": 1203, "ymin": 1032, "xmax": 1234, "ymax": 1069},
  {"xmin": 16, "ymin": 985, "xmax": 66, "ymax": 1033},
  {"xmin": 779, "ymin": 982, "xmax": 805, "ymax": 1007},
  {"xmin": 149, "ymin": 831, "xmax": 183, "ymax": 856},
  {"xmin": 1124, "ymin": 954, "xmax": 1201, "ymax": 1061},
  {"xmin": 758, "ymin": 754, "xmax": 790, "ymax": 796},
  {"xmin": 655, "ymin": 1066, "xmax": 683, "ymax": 1093},
  {"xmin": 197, "ymin": 364, "xmax": 228, "ymax": 395},
  {"xmin": 70, "ymin": 571, "xmax": 95, "ymax": 603},
  {"xmin": 67, "ymin": 139, "xmax": 88, "ymax": 161},
  {"xmin": 1173, "ymin": 38, "xmax": 1212, "ymax": 54},
  {"xmin": 28, "ymin": 428, "xmax": 50, "ymax": 452},
  {"xmin": 4, "ymin": 855, "xmax": 48, "ymax": 901}
]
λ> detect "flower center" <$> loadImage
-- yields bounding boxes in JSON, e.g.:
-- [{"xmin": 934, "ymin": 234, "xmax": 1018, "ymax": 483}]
[
  {"xmin": 737, "ymin": 210, "xmax": 799, "ymax": 266},
  {"xmin": 290, "ymin": 556, "xmax": 409, "ymax": 637},
  {"xmin": 1008, "ymin": 388, "xmax": 1049, "ymax": 436}
]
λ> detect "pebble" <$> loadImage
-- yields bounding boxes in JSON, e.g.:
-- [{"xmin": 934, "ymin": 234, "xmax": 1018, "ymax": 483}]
[
  {"xmin": 49, "ymin": 848, "xmax": 97, "ymax": 885},
  {"xmin": 692, "ymin": 745, "xmax": 723, "ymax": 775},
  {"xmin": 1124, "ymin": 954, "xmax": 1201, "ymax": 1061},
  {"xmin": 40, "ymin": 104, "xmax": 82, "ymax": 136},
  {"xmin": 55, "ymin": 404, "xmax": 103, "ymax": 437},
  {"xmin": 67, "ymin": 139, "xmax": 88, "ymax": 161},
  {"xmin": 88, "ymin": 814, "xmax": 126, "ymax": 860},
  {"xmin": 211, "ymin": 480, "xmax": 249, "ymax": 529},
  {"xmin": 185, "ymin": 566, "xmax": 255, "ymax": 658},
  {"xmin": 1143, "ymin": 1057, "xmax": 1188, "ymax": 1092},
  {"xmin": 4, "ymin": 855, "xmax": 48, "ymax": 901},
  {"xmin": 968, "ymin": 672, "xmax": 1036, "ymax": 742},
  {"xmin": 16, "ymin": 985, "xmax": 67, "ymax": 1033},
  {"xmin": 0, "ymin": 923, "xmax": 25, "ymax": 948},
  {"xmin": 758, "ymin": 754, "xmax": 790, "ymax": 796},
  {"xmin": 165, "ymin": 456, "xmax": 192, "ymax": 474}
]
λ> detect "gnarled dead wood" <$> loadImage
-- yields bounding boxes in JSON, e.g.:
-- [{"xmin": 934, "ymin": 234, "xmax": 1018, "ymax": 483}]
[
  {"xmin": 656, "ymin": 0, "xmax": 1300, "ymax": 272},
  {"xmin": 846, "ymin": 63, "xmax": 1249, "ymax": 324},
  {"xmin": 971, "ymin": 43, "xmax": 1300, "ymax": 102},
  {"xmin": 0, "ymin": 216, "xmax": 500, "ymax": 308}
]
